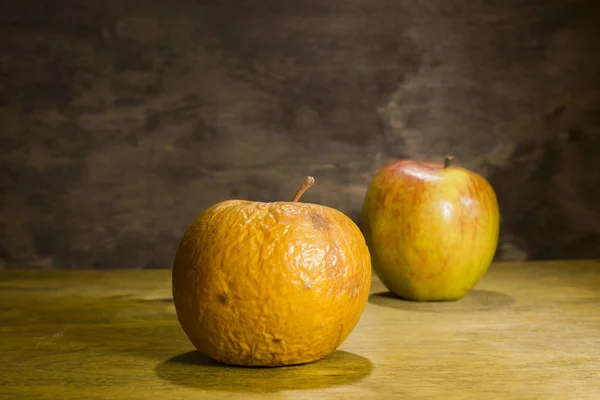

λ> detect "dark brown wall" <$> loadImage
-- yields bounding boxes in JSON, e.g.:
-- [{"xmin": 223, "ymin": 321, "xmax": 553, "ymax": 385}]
[{"xmin": 1, "ymin": 0, "xmax": 599, "ymax": 269}]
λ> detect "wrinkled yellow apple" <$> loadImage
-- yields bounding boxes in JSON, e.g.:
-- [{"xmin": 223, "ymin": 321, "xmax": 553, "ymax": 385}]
[{"xmin": 172, "ymin": 177, "xmax": 372, "ymax": 366}]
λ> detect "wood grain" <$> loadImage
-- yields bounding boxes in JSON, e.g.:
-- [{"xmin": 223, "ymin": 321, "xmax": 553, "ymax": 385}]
[{"xmin": 1, "ymin": 260, "xmax": 599, "ymax": 399}]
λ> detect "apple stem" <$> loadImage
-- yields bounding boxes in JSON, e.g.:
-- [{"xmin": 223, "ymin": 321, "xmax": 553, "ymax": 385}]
[
  {"xmin": 292, "ymin": 176, "xmax": 315, "ymax": 202},
  {"xmin": 443, "ymin": 155, "xmax": 453, "ymax": 168}
]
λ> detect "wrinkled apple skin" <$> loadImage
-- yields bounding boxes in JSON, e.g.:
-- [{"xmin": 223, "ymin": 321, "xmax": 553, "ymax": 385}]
[{"xmin": 361, "ymin": 160, "xmax": 500, "ymax": 301}]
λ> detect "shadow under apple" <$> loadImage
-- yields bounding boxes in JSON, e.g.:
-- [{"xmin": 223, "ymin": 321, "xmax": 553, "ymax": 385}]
[
  {"xmin": 155, "ymin": 349, "xmax": 373, "ymax": 392},
  {"xmin": 369, "ymin": 289, "xmax": 515, "ymax": 313}
]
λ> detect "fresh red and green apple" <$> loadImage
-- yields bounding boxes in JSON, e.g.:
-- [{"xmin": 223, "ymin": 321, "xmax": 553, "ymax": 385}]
[{"xmin": 361, "ymin": 156, "xmax": 500, "ymax": 301}]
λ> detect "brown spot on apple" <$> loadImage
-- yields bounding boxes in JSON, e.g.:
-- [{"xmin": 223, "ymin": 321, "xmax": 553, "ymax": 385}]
[
  {"xmin": 309, "ymin": 212, "xmax": 330, "ymax": 231},
  {"xmin": 219, "ymin": 292, "xmax": 229, "ymax": 304}
]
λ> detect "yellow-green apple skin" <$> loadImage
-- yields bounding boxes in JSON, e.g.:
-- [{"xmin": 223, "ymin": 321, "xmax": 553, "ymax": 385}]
[{"xmin": 361, "ymin": 159, "xmax": 500, "ymax": 301}]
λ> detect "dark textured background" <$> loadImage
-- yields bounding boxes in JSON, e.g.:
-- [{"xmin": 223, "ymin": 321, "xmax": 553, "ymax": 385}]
[{"xmin": 1, "ymin": 0, "xmax": 599, "ymax": 269}]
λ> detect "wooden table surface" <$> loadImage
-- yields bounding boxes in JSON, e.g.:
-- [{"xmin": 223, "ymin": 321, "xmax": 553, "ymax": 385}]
[{"xmin": 1, "ymin": 260, "xmax": 599, "ymax": 399}]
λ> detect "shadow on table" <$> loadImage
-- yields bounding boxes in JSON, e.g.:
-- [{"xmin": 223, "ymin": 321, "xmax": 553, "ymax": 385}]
[
  {"xmin": 155, "ymin": 349, "xmax": 373, "ymax": 392},
  {"xmin": 369, "ymin": 289, "xmax": 515, "ymax": 313}
]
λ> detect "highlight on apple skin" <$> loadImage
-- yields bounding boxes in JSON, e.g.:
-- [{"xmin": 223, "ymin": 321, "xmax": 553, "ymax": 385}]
[{"xmin": 360, "ymin": 156, "xmax": 500, "ymax": 302}]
